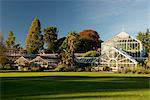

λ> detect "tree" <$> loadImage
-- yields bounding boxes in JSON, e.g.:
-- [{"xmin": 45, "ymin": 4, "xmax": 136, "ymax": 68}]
[
  {"xmin": 80, "ymin": 29, "xmax": 99, "ymax": 42},
  {"xmin": 136, "ymin": 28, "xmax": 150, "ymax": 56},
  {"xmin": 5, "ymin": 31, "xmax": 15, "ymax": 48},
  {"xmin": 13, "ymin": 44, "xmax": 22, "ymax": 53},
  {"xmin": 143, "ymin": 52, "xmax": 150, "ymax": 69},
  {"xmin": 82, "ymin": 50, "xmax": 100, "ymax": 57},
  {"xmin": 0, "ymin": 45, "xmax": 8, "ymax": 67},
  {"xmin": 60, "ymin": 32, "xmax": 79, "ymax": 51},
  {"xmin": 43, "ymin": 26, "xmax": 58, "ymax": 53},
  {"xmin": 0, "ymin": 34, "xmax": 8, "ymax": 67},
  {"xmin": 25, "ymin": 17, "xmax": 43, "ymax": 54},
  {"xmin": 76, "ymin": 38, "xmax": 94, "ymax": 52},
  {"xmin": 79, "ymin": 29, "xmax": 100, "ymax": 50},
  {"xmin": 5, "ymin": 31, "xmax": 22, "ymax": 53},
  {"xmin": 146, "ymin": 53, "xmax": 150, "ymax": 67},
  {"xmin": 57, "ymin": 37, "xmax": 66, "ymax": 51},
  {"xmin": 60, "ymin": 32, "xmax": 79, "ymax": 70},
  {"xmin": 0, "ymin": 32, "xmax": 3, "ymax": 45}
]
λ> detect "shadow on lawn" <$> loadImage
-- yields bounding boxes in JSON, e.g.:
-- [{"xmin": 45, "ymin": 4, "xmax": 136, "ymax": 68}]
[
  {"xmin": 33, "ymin": 94, "xmax": 139, "ymax": 100},
  {"xmin": 1, "ymin": 76, "xmax": 150, "ymax": 99}
]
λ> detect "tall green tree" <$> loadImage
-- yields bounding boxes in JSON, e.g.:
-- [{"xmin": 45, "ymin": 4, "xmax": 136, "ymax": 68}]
[
  {"xmin": 5, "ymin": 31, "xmax": 15, "ymax": 48},
  {"xmin": 5, "ymin": 31, "xmax": 22, "ymax": 53},
  {"xmin": 0, "ymin": 32, "xmax": 3, "ymax": 44},
  {"xmin": 43, "ymin": 26, "xmax": 58, "ymax": 53},
  {"xmin": 13, "ymin": 44, "xmax": 22, "ymax": 52},
  {"xmin": 60, "ymin": 32, "xmax": 79, "ymax": 51},
  {"xmin": 60, "ymin": 32, "xmax": 79, "ymax": 70},
  {"xmin": 146, "ymin": 53, "xmax": 150, "ymax": 67},
  {"xmin": 137, "ymin": 28, "xmax": 150, "ymax": 56},
  {"xmin": 57, "ymin": 37, "xmax": 66, "ymax": 51},
  {"xmin": 0, "ymin": 44, "xmax": 8, "ymax": 67},
  {"xmin": 25, "ymin": 17, "xmax": 43, "ymax": 54},
  {"xmin": 0, "ymin": 34, "xmax": 8, "ymax": 67}
]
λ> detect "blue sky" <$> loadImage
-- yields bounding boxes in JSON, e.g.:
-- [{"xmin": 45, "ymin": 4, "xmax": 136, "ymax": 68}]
[{"xmin": 1, "ymin": 0, "xmax": 150, "ymax": 47}]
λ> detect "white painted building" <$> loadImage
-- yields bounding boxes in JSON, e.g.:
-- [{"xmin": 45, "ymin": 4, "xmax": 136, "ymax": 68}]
[{"xmin": 100, "ymin": 31, "xmax": 145, "ymax": 71}]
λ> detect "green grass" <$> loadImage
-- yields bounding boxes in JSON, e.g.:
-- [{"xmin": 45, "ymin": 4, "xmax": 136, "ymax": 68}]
[{"xmin": 0, "ymin": 72, "xmax": 150, "ymax": 100}]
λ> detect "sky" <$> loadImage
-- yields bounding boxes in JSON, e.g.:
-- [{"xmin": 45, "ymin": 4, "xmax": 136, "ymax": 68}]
[{"xmin": 1, "ymin": 0, "xmax": 150, "ymax": 47}]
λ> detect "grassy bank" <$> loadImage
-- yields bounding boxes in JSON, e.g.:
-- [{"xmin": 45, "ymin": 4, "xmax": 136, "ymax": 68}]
[{"xmin": 1, "ymin": 72, "xmax": 150, "ymax": 100}]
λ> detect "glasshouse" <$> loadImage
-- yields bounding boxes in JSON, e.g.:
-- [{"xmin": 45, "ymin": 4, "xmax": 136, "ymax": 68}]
[{"xmin": 100, "ymin": 31, "xmax": 145, "ymax": 71}]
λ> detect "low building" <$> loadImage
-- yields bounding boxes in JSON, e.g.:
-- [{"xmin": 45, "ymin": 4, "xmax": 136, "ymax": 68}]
[
  {"xmin": 15, "ymin": 56, "xmax": 30, "ymax": 70},
  {"xmin": 30, "ymin": 56, "xmax": 49, "ymax": 68},
  {"xmin": 15, "ymin": 55, "xmax": 59, "ymax": 70}
]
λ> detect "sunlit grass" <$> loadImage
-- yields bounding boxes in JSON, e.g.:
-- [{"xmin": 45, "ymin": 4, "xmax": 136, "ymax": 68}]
[
  {"xmin": 0, "ymin": 72, "xmax": 150, "ymax": 77},
  {"xmin": 1, "ymin": 72, "xmax": 150, "ymax": 100}
]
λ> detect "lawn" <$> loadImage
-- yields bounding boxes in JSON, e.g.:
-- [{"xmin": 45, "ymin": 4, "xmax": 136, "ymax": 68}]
[{"xmin": 0, "ymin": 72, "xmax": 150, "ymax": 100}]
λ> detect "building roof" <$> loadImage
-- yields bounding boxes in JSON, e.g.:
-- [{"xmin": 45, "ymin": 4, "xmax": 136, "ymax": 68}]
[
  {"xmin": 103, "ymin": 31, "xmax": 141, "ymax": 45},
  {"xmin": 115, "ymin": 31, "xmax": 129, "ymax": 39},
  {"xmin": 30, "ymin": 56, "xmax": 48, "ymax": 63},
  {"xmin": 15, "ymin": 56, "xmax": 30, "ymax": 66},
  {"xmin": 15, "ymin": 56, "xmax": 30, "ymax": 63}
]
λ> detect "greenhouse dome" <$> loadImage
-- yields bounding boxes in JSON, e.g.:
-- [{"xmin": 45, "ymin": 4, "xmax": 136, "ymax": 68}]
[{"xmin": 100, "ymin": 31, "xmax": 145, "ymax": 71}]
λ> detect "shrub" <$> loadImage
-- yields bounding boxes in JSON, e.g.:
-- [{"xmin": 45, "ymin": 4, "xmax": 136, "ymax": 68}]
[
  {"xmin": 84, "ymin": 66, "xmax": 92, "ymax": 72},
  {"xmin": 0, "ymin": 65, "xmax": 16, "ymax": 70},
  {"xmin": 31, "ymin": 67, "xmax": 43, "ymax": 72},
  {"xmin": 18, "ymin": 67, "xmax": 29, "ymax": 71},
  {"xmin": 135, "ymin": 67, "xmax": 150, "ymax": 74},
  {"xmin": 23, "ymin": 67, "xmax": 29, "ymax": 71},
  {"xmin": 54, "ymin": 64, "xmax": 65, "ymax": 72},
  {"xmin": 122, "ymin": 68, "xmax": 132, "ymax": 74},
  {"xmin": 118, "ymin": 66, "xmax": 150, "ymax": 74},
  {"xmin": 144, "ymin": 70, "xmax": 150, "ymax": 74},
  {"xmin": 103, "ymin": 66, "xmax": 111, "ymax": 71},
  {"xmin": 4, "ymin": 65, "xmax": 11, "ymax": 70},
  {"xmin": 91, "ymin": 66, "xmax": 103, "ymax": 72},
  {"xmin": 75, "ymin": 63, "xmax": 91, "ymax": 72},
  {"xmin": 64, "ymin": 66, "xmax": 77, "ymax": 72},
  {"xmin": 76, "ymin": 68, "xmax": 82, "ymax": 72},
  {"xmin": 82, "ymin": 50, "xmax": 99, "ymax": 57}
]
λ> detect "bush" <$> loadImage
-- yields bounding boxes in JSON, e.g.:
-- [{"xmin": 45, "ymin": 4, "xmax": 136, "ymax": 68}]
[
  {"xmin": 0, "ymin": 65, "xmax": 16, "ymax": 70},
  {"xmin": 18, "ymin": 67, "xmax": 29, "ymax": 71},
  {"xmin": 4, "ymin": 65, "xmax": 11, "ymax": 70},
  {"xmin": 82, "ymin": 50, "xmax": 99, "ymax": 57},
  {"xmin": 91, "ymin": 66, "xmax": 103, "ymax": 72},
  {"xmin": 54, "ymin": 64, "xmax": 65, "ymax": 72},
  {"xmin": 76, "ymin": 68, "xmax": 82, "ymax": 72},
  {"xmin": 31, "ymin": 67, "xmax": 43, "ymax": 72},
  {"xmin": 84, "ymin": 66, "xmax": 92, "ymax": 72},
  {"xmin": 66, "ymin": 66, "xmax": 77, "ymax": 72},
  {"xmin": 75, "ymin": 62, "xmax": 91, "ymax": 72},
  {"xmin": 121, "ymin": 68, "xmax": 132, "ymax": 74},
  {"xmin": 55, "ymin": 65, "xmax": 80, "ymax": 72},
  {"xmin": 103, "ymin": 66, "xmax": 111, "ymax": 71},
  {"xmin": 134, "ymin": 67, "xmax": 150, "ymax": 74},
  {"xmin": 118, "ymin": 66, "xmax": 150, "ymax": 74}
]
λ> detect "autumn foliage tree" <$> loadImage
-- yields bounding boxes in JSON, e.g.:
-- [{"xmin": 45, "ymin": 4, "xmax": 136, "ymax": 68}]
[
  {"xmin": 80, "ymin": 29, "xmax": 99, "ymax": 43},
  {"xmin": 77, "ymin": 29, "xmax": 100, "ymax": 52}
]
